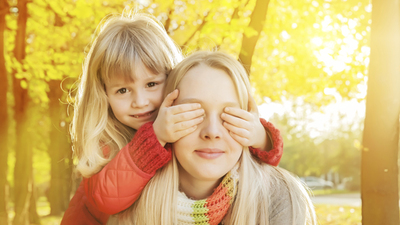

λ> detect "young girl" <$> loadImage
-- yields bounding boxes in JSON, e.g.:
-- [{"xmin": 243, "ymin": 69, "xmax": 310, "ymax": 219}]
[
  {"xmin": 61, "ymin": 12, "xmax": 283, "ymax": 224},
  {"xmin": 108, "ymin": 51, "xmax": 316, "ymax": 225}
]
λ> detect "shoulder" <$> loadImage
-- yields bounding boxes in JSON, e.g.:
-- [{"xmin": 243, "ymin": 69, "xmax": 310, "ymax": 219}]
[
  {"xmin": 262, "ymin": 166, "xmax": 308, "ymax": 224},
  {"xmin": 268, "ymin": 170, "xmax": 293, "ymax": 222}
]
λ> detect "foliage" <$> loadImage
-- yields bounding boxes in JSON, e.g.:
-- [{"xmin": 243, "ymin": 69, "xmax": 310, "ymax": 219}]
[
  {"xmin": 5, "ymin": 0, "xmax": 372, "ymax": 105},
  {"xmin": 252, "ymin": 0, "xmax": 371, "ymax": 105}
]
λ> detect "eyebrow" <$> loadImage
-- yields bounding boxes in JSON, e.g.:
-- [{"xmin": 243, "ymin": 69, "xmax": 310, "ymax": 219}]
[{"xmin": 178, "ymin": 98, "xmax": 240, "ymax": 108}]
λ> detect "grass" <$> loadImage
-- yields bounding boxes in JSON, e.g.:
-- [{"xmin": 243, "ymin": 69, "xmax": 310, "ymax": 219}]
[
  {"xmin": 311, "ymin": 189, "xmax": 355, "ymax": 196},
  {"xmin": 36, "ymin": 197, "xmax": 62, "ymax": 225},
  {"xmin": 315, "ymin": 204, "xmax": 361, "ymax": 225}
]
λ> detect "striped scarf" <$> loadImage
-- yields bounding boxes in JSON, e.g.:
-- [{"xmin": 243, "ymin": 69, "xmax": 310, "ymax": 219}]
[{"xmin": 177, "ymin": 166, "xmax": 239, "ymax": 225}]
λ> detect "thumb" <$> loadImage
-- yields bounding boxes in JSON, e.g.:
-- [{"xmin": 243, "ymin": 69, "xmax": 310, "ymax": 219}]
[
  {"xmin": 248, "ymin": 94, "xmax": 259, "ymax": 116},
  {"xmin": 161, "ymin": 89, "xmax": 179, "ymax": 108}
]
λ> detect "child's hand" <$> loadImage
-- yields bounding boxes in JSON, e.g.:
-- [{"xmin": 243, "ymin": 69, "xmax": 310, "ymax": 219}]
[
  {"xmin": 153, "ymin": 89, "xmax": 204, "ymax": 146},
  {"xmin": 221, "ymin": 95, "xmax": 268, "ymax": 151}
]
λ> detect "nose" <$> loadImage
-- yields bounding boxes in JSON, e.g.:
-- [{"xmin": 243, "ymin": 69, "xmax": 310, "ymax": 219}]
[
  {"xmin": 131, "ymin": 90, "xmax": 149, "ymax": 108},
  {"xmin": 200, "ymin": 113, "xmax": 223, "ymax": 140}
]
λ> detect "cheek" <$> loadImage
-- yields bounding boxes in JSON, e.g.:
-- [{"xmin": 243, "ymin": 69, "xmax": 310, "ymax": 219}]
[
  {"xmin": 108, "ymin": 97, "xmax": 129, "ymax": 116},
  {"xmin": 152, "ymin": 89, "xmax": 165, "ymax": 106},
  {"xmin": 222, "ymin": 128, "xmax": 241, "ymax": 146},
  {"xmin": 172, "ymin": 131, "xmax": 198, "ymax": 159},
  {"xmin": 173, "ymin": 141, "xmax": 188, "ymax": 165},
  {"xmin": 107, "ymin": 98, "xmax": 119, "ymax": 112},
  {"xmin": 225, "ymin": 133, "xmax": 243, "ymax": 154},
  {"xmin": 174, "ymin": 131, "xmax": 195, "ymax": 150}
]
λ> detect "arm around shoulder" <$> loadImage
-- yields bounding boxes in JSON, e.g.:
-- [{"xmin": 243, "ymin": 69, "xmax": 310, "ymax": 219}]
[
  {"xmin": 61, "ymin": 181, "xmax": 109, "ymax": 225},
  {"xmin": 84, "ymin": 122, "xmax": 172, "ymax": 214}
]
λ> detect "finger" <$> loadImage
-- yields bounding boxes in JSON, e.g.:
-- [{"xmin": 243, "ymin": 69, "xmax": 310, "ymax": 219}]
[
  {"xmin": 248, "ymin": 94, "xmax": 259, "ymax": 116},
  {"xmin": 174, "ymin": 125, "xmax": 198, "ymax": 139},
  {"xmin": 228, "ymin": 131, "xmax": 250, "ymax": 146},
  {"xmin": 224, "ymin": 107, "xmax": 253, "ymax": 121},
  {"xmin": 221, "ymin": 112, "xmax": 250, "ymax": 130},
  {"xmin": 161, "ymin": 89, "xmax": 179, "ymax": 108},
  {"xmin": 223, "ymin": 121, "xmax": 250, "ymax": 138},
  {"xmin": 170, "ymin": 103, "xmax": 202, "ymax": 115},
  {"xmin": 175, "ymin": 116, "xmax": 204, "ymax": 131},
  {"xmin": 174, "ymin": 109, "xmax": 205, "ymax": 123}
]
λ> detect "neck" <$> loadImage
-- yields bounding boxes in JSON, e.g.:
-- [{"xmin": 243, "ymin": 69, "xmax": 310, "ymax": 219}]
[{"xmin": 178, "ymin": 165, "xmax": 222, "ymax": 200}]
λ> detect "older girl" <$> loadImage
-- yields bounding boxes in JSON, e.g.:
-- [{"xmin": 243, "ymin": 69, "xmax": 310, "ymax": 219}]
[{"xmin": 109, "ymin": 51, "xmax": 316, "ymax": 225}]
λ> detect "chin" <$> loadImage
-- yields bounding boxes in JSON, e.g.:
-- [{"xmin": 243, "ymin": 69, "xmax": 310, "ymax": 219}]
[{"xmin": 194, "ymin": 166, "xmax": 231, "ymax": 181}]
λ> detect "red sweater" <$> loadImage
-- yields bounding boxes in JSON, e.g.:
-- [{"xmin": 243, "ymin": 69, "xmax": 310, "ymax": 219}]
[{"xmin": 61, "ymin": 119, "xmax": 282, "ymax": 225}]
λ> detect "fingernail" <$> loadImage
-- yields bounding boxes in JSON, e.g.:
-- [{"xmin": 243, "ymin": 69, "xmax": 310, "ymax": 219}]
[{"xmin": 225, "ymin": 107, "xmax": 230, "ymax": 112}]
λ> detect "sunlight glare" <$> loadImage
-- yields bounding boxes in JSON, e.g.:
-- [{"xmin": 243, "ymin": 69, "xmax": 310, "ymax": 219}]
[{"xmin": 311, "ymin": 37, "xmax": 323, "ymax": 46}]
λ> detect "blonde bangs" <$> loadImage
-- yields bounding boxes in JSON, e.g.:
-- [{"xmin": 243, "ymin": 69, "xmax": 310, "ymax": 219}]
[{"xmin": 98, "ymin": 16, "xmax": 175, "ymax": 85}]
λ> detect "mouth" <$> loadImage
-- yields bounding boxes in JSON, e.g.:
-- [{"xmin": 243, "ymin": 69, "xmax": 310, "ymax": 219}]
[
  {"xmin": 130, "ymin": 110, "xmax": 155, "ymax": 119},
  {"xmin": 195, "ymin": 148, "xmax": 224, "ymax": 159}
]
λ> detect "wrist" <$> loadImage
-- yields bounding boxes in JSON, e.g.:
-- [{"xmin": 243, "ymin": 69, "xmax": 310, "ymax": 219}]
[
  {"xmin": 153, "ymin": 123, "xmax": 167, "ymax": 147},
  {"xmin": 252, "ymin": 128, "xmax": 269, "ymax": 151},
  {"xmin": 158, "ymin": 139, "xmax": 166, "ymax": 147},
  {"xmin": 251, "ymin": 121, "xmax": 272, "ymax": 151}
]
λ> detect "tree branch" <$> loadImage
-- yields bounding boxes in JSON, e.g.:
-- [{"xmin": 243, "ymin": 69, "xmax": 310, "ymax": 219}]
[
  {"xmin": 180, "ymin": 10, "xmax": 210, "ymax": 50},
  {"xmin": 215, "ymin": 0, "xmax": 251, "ymax": 49}
]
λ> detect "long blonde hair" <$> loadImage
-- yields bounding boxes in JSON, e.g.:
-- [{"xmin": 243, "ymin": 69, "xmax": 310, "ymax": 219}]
[
  {"xmin": 71, "ymin": 11, "xmax": 182, "ymax": 177},
  {"xmin": 109, "ymin": 51, "xmax": 317, "ymax": 225}
]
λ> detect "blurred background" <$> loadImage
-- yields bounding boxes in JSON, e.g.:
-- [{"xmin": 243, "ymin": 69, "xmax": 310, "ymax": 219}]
[{"xmin": 1, "ymin": 0, "xmax": 399, "ymax": 224}]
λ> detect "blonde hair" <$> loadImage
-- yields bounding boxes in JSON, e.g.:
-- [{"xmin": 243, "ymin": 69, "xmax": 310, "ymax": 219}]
[
  {"xmin": 71, "ymin": 11, "xmax": 182, "ymax": 177},
  {"xmin": 109, "ymin": 51, "xmax": 317, "ymax": 225}
]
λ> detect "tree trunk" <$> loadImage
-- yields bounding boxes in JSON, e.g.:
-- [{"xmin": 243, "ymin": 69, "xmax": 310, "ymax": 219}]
[
  {"xmin": 29, "ymin": 181, "xmax": 40, "ymax": 224},
  {"xmin": 12, "ymin": 100, "xmax": 32, "ymax": 225},
  {"xmin": 361, "ymin": 0, "xmax": 400, "ymax": 224},
  {"xmin": 238, "ymin": 0, "xmax": 270, "ymax": 74},
  {"xmin": 47, "ymin": 80, "xmax": 73, "ymax": 215},
  {"xmin": 12, "ymin": 0, "xmax": 40, "ymax": 224},
  {"xmin": 0, "ymin": 0, "xmax": 9, "ymax": 224}
]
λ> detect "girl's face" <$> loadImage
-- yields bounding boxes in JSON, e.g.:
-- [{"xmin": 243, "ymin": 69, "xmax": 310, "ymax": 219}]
[
  {"xmin": 173, "ymin": 64, "xmax": 243, "ymax": 184},
  {"xmin": 105, "ymin": 64, "xmax": 166, "ymax": 130}
]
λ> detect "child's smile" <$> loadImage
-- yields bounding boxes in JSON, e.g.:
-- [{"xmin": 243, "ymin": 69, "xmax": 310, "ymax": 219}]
[
  {"xmin": 130, "ymin": 110, "xmax": 156, "ymax": 119},
  {"xmin": 105, "ymin": 64, "xmax": 166, "ymax": 130}
]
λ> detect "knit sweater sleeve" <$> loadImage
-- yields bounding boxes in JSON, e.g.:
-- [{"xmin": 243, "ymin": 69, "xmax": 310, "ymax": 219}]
[
  {"xmin": 84, "ymin": 122, "xmax": 172, "ymax": 214},
  {"xmin": 248, "ymin": 118, "xmax": 283, "ymax": 166}
]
